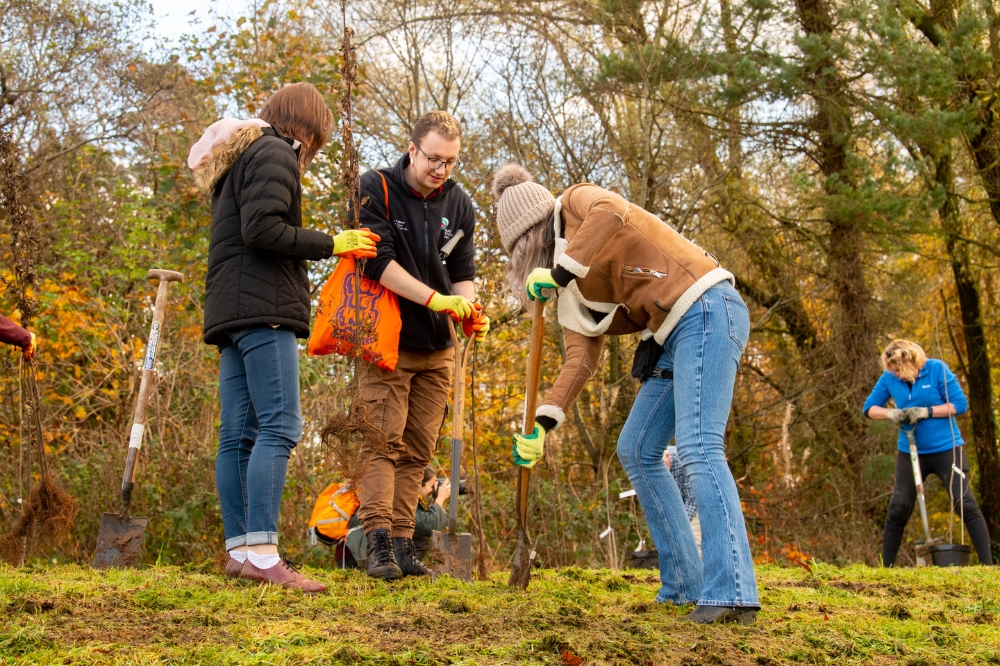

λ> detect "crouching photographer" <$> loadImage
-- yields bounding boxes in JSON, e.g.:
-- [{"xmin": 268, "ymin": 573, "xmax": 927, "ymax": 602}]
[{"xmin": 343, "ymin": 466, "xmax": 462, "ymax": 567}]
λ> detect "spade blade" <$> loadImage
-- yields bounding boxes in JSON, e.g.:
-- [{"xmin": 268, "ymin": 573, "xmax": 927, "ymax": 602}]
[
  {"xmin": 431, "ymin": 530, "xmax": 473, "ymax": 582},
  {"xmin": 92, "ymin": 513, "xmax": 148, "ymax": 569},
  {"xmin": 508, "ymin": 530, "xmax": 535, "ymax": 589}
]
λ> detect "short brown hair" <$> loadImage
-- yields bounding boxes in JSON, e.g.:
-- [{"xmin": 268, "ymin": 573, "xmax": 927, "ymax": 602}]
[
  {"xmin": 258, "ymin": 82, "xmax": 333, "ymax": 168},
  {"xmin": 881, "ymin": 339, "xmax": 927, "ymax": 383},
  {"xmin": 423, "ymin": 465, "xmax": 437, "ymax": 485},
  {"xmin": 411, "ymin": 110, "xmax": 462, "ymax": 145}
]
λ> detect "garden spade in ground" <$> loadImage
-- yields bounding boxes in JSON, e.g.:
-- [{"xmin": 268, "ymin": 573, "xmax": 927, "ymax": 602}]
[
  {"xmin": 509, "ymin": 299, "xmax": 544, "ymax": 589},
  {"xmin": 93, "ymin": 269, "xmax": 183, "ymax": 569},
  {"xmin": 902, "ymin": 424, "xmax": 973, "ymax": 567},
  {"xmin": 431, "ymin": 320, "xmax": 476, "ymax": 581}
]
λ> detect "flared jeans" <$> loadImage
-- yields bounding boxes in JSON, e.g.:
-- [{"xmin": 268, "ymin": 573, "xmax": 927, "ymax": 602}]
[
  {"xmin": 215, "ymin": 327, "xmax": 302, "ymax": 550},
  {"xmin": 617, "ymin": 282, "xmax": 759, "ymax": 608}
]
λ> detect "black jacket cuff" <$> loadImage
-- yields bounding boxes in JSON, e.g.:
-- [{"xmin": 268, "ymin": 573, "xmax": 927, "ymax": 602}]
[
  {"xmin": 536, "ymin": 415, "xmax": 557, "ymax": 432},
  {"xmin": 551, "ymin": 265, "xmax": 574, "ymax": 288}
]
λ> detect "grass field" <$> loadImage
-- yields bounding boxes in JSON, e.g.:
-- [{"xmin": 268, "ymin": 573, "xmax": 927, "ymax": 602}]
[{"xmin": 2, "ymin": 562, "xmax": 999, "ymax": 664}]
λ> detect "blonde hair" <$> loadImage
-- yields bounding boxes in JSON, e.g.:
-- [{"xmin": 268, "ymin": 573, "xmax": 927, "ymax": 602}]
[
  {"xmin": 411, "ymin": 110, "xmax": 462, "ymax": 144},
  {"xmin": 258, "ymin": 82, "xmax": 333, "ymax": 169},
  {"xmin": 505, "ymin": 220, "xmax": 555, "ymax": 310},
  {"xmin": 881, "ymin": 339, "xmax": 927, "ymax": 383}
]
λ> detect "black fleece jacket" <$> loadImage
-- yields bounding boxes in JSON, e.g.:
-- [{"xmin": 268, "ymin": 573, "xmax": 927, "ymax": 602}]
[
  {"xmin": 203, "ymin": 126, "xmax": 333, "ymax": 345},
  {"xmin": 357, "ymin": 154, "xmax": 476, "ymax": 352}
]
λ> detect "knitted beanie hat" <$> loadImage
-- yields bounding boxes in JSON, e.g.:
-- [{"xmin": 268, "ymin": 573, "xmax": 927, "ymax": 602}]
[{"xmin": 491, "ymin": 164, "xmax": 556, "ymax": 253}]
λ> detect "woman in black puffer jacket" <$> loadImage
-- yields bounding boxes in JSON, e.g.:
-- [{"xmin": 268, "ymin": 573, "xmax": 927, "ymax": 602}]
[{"xmin": 189, "ymin": 83, "xmax": 377, "ymax": 592}]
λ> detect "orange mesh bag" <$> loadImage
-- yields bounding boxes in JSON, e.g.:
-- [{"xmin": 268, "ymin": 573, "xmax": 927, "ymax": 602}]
[
  {"xmin": 307, "ymin": 482, "xmax": 361, "ymax": 545},
  {"xmin": 308, "ymin": 173, "xmax": 401, "ymax": 371}
]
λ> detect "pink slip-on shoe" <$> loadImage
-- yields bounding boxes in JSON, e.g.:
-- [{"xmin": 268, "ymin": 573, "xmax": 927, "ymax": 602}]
[{"xmin": 240, "ymin": 558, "xmax": 327, "ymax": 594}]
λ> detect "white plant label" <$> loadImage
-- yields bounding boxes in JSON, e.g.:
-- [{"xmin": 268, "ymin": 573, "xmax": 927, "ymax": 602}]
[
  {"xmin": 128, "ymin": 423, "xmax": 144, "ymax": 449},
  {"xmin": 619, "ymin": 489, "xmax": 637, "ymax": 499}
]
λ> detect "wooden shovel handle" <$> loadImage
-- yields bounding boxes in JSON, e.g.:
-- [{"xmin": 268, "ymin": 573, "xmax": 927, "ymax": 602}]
[
  {"xmin": 516, "ymin": 299, "xmax": 546, "ymax": 530},
  {"xmin": 120, "ymin": 269, "xmax": 183, "ymax": 515},
  {"xmin": 446, "ymin": 319, "xmax": 477, "ymax": 533},
  {"xmin": 147, "ymin": 269, "xmax": 184, "ymax": 283}
]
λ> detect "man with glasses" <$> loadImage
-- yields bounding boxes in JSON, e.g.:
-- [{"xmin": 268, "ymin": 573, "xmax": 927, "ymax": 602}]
[{"xmin": 352, "ymin": 110, "xmax": 489, "ymax": 580}]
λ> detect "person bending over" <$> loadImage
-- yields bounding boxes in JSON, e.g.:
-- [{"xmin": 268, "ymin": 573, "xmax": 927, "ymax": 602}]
[
  {"xmin": 863, "ymin": 339, "xmax": 992, "ymax": 566},
  {"xmin": 492, "ymin": 164, "xmax": 759, "ymax": 625}
]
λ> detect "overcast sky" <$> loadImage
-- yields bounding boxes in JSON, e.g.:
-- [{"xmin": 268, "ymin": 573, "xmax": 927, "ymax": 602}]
[{"xmin": 146, "ymin": 0, "xmax": 243, "ymax": 42}]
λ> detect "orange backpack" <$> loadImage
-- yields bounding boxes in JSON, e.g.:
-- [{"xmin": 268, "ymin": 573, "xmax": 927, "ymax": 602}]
[
  {"xmin": 308, "ymin": 172, "xmax": 402, "ymax": 371},
  {"xmin": 307, "ymin": 482, "xmax": 361, "ymax": 545}
]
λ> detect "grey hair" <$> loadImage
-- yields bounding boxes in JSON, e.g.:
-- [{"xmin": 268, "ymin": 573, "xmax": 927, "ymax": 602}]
[{"xmin": 505, "ymin": 218, "xmax": 555, "ymax": 311}]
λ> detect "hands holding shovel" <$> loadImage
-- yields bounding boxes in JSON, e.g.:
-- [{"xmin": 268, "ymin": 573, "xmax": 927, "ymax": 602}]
[{"xmin": 885, "ymin": 407, "xmax": 932, "ymax": 426}]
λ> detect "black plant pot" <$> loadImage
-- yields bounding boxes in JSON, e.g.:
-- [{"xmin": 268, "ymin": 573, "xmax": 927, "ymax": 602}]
[
  {"xmin": 929, "ymin": 543, "xmax": 973, "ymax": 567},
  {"xmin": 626, "ymin": 550, "xmax": 659, "ymax": 570}
]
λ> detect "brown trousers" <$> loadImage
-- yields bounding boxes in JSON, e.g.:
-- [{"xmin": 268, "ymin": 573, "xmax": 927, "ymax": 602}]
[{"xmin": 356, "ymin": 346, "xmax": 453, "ymax": 538}]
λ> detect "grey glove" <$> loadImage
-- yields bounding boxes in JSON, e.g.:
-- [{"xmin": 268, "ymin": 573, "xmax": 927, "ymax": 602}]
[
  {"xmin": 903, "ymin": 407, "xmax": 930, "ymax": 424},
  {"xmin": 885, "ymin": 408, "xmax": 906, "ymax": 426}
]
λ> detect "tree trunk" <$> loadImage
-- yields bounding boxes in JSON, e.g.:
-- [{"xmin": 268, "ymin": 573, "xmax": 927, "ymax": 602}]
[
  {"xmin": 937, "ymin": 154, "xmax": 1000, "ymax": 552},
  {"xmin": 795, "ymin": 0, "xmax": 880, "ymax": 462}
]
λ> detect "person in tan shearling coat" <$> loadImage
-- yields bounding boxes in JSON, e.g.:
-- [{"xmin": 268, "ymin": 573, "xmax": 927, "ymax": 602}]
[{"xmin": 492, "ymin": 164, "xmax": 759, "ymax": 625}]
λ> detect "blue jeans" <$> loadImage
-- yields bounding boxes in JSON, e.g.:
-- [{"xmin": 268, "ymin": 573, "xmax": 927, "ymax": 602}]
[
  {"xmin": 216, "ymin": 327, "xmax": 303, "ymax": 550},
  {"xmin": 618, "ymin": 282, "xmax": 759, "ymax": 608}
]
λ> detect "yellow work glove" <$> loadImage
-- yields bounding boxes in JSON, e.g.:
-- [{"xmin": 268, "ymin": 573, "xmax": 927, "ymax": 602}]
[
  {"xmin": 525, "ymin": 267, "xmax": 558, "ymax": 302},
  {"xmin": 333, "ymin": 228, "xmax": 380, "ymax": 259},
  {"xmin": 425, "ymin": 291, "xmax": 476, "ymax": 322},
  {"xmin": 512, "ymin": 423, "xmax": 547, "ymax": 468}
]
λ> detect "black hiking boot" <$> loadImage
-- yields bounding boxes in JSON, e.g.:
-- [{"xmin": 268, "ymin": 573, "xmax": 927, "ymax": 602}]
[
  {"xmin": 686, "ymin": 605, "xmax": 758, "ymax": 625},
  {"xmin": 393, "ymin": 536, "xmax": 432, "ymax": 576},
  {"xmin": 365, "ymin": 529, "xmax": 403, "ymax": 580}
]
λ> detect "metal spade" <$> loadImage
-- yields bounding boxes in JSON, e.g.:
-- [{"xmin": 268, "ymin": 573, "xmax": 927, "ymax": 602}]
[{"xmin": 93, "ymin": 269, "xmax": 183, "ymax": 568}]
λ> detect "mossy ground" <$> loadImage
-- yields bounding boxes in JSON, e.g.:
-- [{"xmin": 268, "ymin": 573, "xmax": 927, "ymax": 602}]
[{"xmin": 1, "ymin": 562, "xmax": 999, "ymax": 664}]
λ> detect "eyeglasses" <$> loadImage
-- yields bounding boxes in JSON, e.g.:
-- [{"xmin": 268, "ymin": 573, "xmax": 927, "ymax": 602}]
[{"xmin": 415, "ymin": 145, "xmax": 461, "ymax": 172}]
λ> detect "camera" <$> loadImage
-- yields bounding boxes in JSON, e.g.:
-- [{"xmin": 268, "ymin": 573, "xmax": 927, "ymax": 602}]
[{"xmin": 432, "ymin": 478, "xmax": 469, "ymax": 499}]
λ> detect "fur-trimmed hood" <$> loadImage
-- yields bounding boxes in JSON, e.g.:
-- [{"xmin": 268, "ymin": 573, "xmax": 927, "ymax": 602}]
[{"xmin": 188, "ymin": 118, "xmax": 271, "ymax": 193}]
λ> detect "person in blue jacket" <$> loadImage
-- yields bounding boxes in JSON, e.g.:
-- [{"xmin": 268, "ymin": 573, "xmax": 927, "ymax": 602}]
[{"xmin": 863, "ymin": 339, "xmax": 992, "ymax": 566}]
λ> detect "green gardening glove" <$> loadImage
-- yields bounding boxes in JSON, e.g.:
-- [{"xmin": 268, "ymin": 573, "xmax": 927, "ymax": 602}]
[
  {"xmin": 512, "ymin": 423, "xmax": 547, "ymax": 468},
  {"xmin": 525, "ymin": 267, "xmax": 559, "ymax": 303}
]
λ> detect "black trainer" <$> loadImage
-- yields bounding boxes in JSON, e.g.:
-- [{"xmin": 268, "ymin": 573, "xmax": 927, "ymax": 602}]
[
  {"xmin": 393, "ymin": 536, "xmax": 432, "ymax": 576},
  {"xmin": 365, "ymin": 529, "xmax": 403, "ymax": 580},
  {"xmin": 686, "ymin": 605, "xmax": 757, "ymax": 625}
]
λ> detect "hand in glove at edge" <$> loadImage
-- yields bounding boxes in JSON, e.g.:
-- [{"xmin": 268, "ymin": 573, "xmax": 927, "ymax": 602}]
[
  {"xmin": 885, "ymin": 408, "xmax": 906, "ymax": 426},
  {"xmin": 333, "ymin": 228, "xmax": 381, "ymax": 259},
  {"xmin": 903, "ymin": 406, "xmax": 931, "ymax": 424},
  {"xmin": 512, "ymin": 423, "xmax": 547, "ymax": 468},
  {"xmin": 462, "ymin": 303, "xmax": 490, "ymax": 342},
  {"xmin": 525, "ymin": 267, "xmax": 559, "ymax": 303},
  {"xmin": 23, "ymin": 332, "xmax": 37, "ymax": 361},
  {"xmin": 426, "ymin": 291, "xmax": 476, "ymax": 322}
]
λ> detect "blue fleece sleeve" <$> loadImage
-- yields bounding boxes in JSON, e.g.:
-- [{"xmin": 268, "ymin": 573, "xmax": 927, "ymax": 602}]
[
  {"xmin": 938, "ymin": 361, "xmax": 968, "ymax": 415},
  {"xmin": 863, "ymin": 373, "xmax": 892, "ymax": 417}
]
